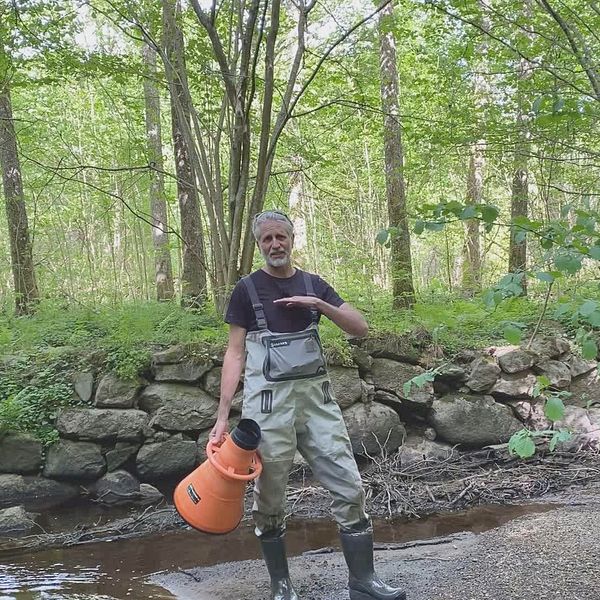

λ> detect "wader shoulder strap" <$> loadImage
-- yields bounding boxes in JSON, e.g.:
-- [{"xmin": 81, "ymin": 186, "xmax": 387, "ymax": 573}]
[
  {"xmin": 302, "ymin": 272, "xmax": 319, "ymax": 325},
  {"xmin": 242, "ymin": 276, "xmax": 268, "ymax": 330}
]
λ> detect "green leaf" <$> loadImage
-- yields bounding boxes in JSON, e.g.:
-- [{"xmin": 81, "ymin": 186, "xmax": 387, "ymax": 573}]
[
  {"xmin": 553, "ymin": 97, "xmax": 565, "ymax": 112},
  {"xmin": 413, "ymin": 220, "xmax": 425, "ymax": 235},
  {"xmin": 508, "ymin": 430, "xmax": 536, "ymax": 458},
  {"xmin": 589, "ymin": 246, "xmax": 600, "ymax": 260},
  {"xmin": 460, "ymin": 205, "xmax": 477, "ymax": 220},
  {"xmin": 582, "ymin": 338, "xmax": 598, "ymax": 360},
  {"xmin": 533, "ymin": 375, "xmax": 551, "ymax": 398},
  {"xmin": 514, "ymin": 229, "xmax": 527, "ymax": 244},
  {"xmin": 532, "ymin": 96, "xmax": 544, "ymax": 114},
  {"xmin": 503, "ymin": 324, "xmax": 522, "ymax": 345},
  {"xmin": 549, "ymin": 429, "xmax": 571, "ymax": 452},
  {"xmin": 479, "ymin": 204, "xmax": 499, "ymax": 224},
  {"xmin": 535, "ymin": 271, "xmax": 554, "ymax": 283},
  {"xmin": 554, "ymin": 253, "xmax": 582, "ymax": 274},
  {"xmin": 375, "ymin": 229, "xmax": 389, "ymax": 245},
  {"xmin": 424, "ymin": 221, "xmax": 445, "ymax": 232},
  {"xmin": 544, "ymin": 396, "xmax": 565, "ymax": 422},
  {"xmin": 587, "ymin": 311, "xmax": 600, "ymax": 328},
  {"xmin": 580, "ymin": 300, "xmax": 598, "ymax": 317}
]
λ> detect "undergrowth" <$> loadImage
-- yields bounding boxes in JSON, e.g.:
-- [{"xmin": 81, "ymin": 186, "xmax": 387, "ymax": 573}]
[{"xmin": 0, "ymin": 287, "xmax": 584, "ymax": 441}]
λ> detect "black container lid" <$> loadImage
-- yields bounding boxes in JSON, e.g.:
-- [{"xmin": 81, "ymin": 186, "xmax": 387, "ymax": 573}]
[{"xmin": 231, "ymin": 418, "xmax": 261, "ymax": 451}]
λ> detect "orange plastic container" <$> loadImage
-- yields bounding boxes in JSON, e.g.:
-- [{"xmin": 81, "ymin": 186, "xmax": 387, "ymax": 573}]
[{"xmin": 173, "ymin": 420, "xmax": 262, "ymax": 534}]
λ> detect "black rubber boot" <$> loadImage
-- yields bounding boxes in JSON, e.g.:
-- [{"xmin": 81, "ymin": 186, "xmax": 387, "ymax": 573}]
[
  {"xmin": 260, "ymin": 529, "xmax": 299, "ymax": 600},
  {"xmin": 340, "ymin": 528, "xmax": 406, "ymax": 600}
]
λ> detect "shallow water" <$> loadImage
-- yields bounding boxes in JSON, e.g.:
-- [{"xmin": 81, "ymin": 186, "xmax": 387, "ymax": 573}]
[{"xmin": 0, "ymin": 502, "xmax": 555, "ymax": 599}]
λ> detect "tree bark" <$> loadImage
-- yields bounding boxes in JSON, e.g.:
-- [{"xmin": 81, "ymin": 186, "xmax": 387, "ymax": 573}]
[
  {"xmin": 461, "ymin": 0, "xmax": 490, "ymax": 296},
  {"xmin": 378, "ymin": 0, "xmax": 415, "ymax": 309},
  {"xmin": 508, "ymin": 0, "xmax": 533, "ymax": 294},
  {"xmin": 142, "ymin": 42, "xmax": 174, "ymax": 301},
  {"xmin": 162, "ymin": 0, "xmax": 207, "ymax": 308},
  {"xmin": 0, "ymin": 78, "xmax": 39, "ymax": 315}
]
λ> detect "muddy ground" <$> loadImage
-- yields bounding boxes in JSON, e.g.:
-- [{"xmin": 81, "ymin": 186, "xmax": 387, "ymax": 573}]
[
  {"xmin": 148, "ymin": 450, "xmax": 600, "ymax": 600},
  {"xmin": 2, "ymin": 449, "xmax": 600, "ymax": 600}
]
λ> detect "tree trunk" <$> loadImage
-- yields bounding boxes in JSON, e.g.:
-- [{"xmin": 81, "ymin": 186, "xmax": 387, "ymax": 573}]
[
  {"xmin": 142, "ymin": 42, "xmax": 175, "ymax": 301},
  {"xmin": 0, "ymin": 79, "xmax": 39, "ymax": 315},
  {"xmin": 162, "ymin": 0, "xmax": 207, "ymax": 308},
  {"xmin": 462, "ymin": 142, "xmax": 484, "ymax": 294},
  {"xmin": 461, "ymin": 0, "xmax": 490, "ymax": 296},
  {"xmin": 378, "ymin": 0, "xmax": 415, "ymax": 309},
  {"xmin": 508, "ymin": 2, "xmax": 533, "ymax": 294}
]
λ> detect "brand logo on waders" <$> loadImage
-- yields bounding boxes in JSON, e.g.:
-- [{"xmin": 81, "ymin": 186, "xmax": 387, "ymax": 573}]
[{"xmin": 270, "ymin": 340, "xmax": 290, "ymax": 348}]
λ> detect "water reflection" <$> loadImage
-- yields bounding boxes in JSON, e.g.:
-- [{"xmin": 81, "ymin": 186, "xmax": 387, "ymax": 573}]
[{"xmin": 0, "ymin": 502, "xmax": 555, "ymax": 599}]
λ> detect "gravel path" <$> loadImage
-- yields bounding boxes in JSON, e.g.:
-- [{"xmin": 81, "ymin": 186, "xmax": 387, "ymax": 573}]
[{"xmin": 152, "ymin": 491, "xmax": 600, "ymax": 600}]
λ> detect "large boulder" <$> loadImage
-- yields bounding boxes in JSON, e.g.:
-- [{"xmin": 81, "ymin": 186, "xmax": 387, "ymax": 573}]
[
  {"xmin": 73, "ymin": 371, "xmax": 94, "ymax": 403},
  {"xmin": 466, "ymin": 357, "xmax": 501, "ymax": 392},
  {"xmin": 152, "ymin": 345, "xmax": 189, "ymax": 364},
  {"xmin": 359, "ymin": 329, "xmax": 431, "ymax": 364},
  {"xmin": 428, "ymin": 393, "xmax": 521, "ymax": 447},
  {"xmin": 329, "ymin": 365, "xmax": 363, "ymax": 409},
  {"xmin": 105, "ymin": 442, "xmax": 140, "ymax": 471},
  {"xmin": 529, "ymin": 336, "xmax": 570, "ymax": 361},
  {"xmin": 553, "ymin": 406, "xmax": 600, "ymax": 451},
  {"xmin": 94, "ymin": 373, "xmax": 142, "ymax": 408},
  {"xmin": 0, "ymin": 505, "xmax": 38, "ymax": 533},
  {"xmin": 343, "ymin": 402, "xmax": 405, "ymax": 456},
  {"xmin": 56, "ymin": 408, "xmax": 149, "ymax": 442},
  {"xmin": 490, "ymin": 372, "xmax": 537, "ymax": 400},
  {"xmin": 564, "ymin": 355, "xmax": 597, "ymax": 378},
  {"xmin": 396, "ymin": 434, "xmax": 457, "ymax": 466},
  {"xmin": 136, "ymin": 437, "xmax": 198, "ymax": 481},
  {"xmin": 371, "ymin": 359, "xmax": 434, "ymax": 411},
  {"xmin": 498, "ymin": 349, "xmax": 535, "ymax": 374},
  {"xmin": 152, "ymin": 357, "xmax": 212, "ymax": 383},
  {"xmin": 139, "ymin": 383, "xmax": 214, "ymax": 413},
  {"xmin": 0, "ymin": 432, "xmax": 42, "ymax": 474},
  {"xmin": 534, "ymin": 360, "xmax": 571, "ymax": 389},
  {"xmin": 569, "ymin": 369, "xmax": 600, "ymax": 408},
  {"xmin": 148, "ymin": 390, "xmax": 218, "ymax": 431},
  {"xmin": 43, "ymin": 440, "xmax": 106, "ymax": 480},
  {"xmin": 88, "ymin": 469, "xmax": 140, "ymax": 505},
  {"xmin": 0, "ymin": 474, "xmax": 79, "ymax": 509}
]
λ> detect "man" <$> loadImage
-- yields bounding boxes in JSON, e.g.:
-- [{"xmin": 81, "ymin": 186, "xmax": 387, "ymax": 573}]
[{"xmin": 210, "ymin": 210, "xmax": 406, "ymax": 600}]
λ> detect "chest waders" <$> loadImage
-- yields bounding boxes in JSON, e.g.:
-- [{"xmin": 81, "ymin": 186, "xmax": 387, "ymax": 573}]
[
  {"xmin": 241, "ymin": 272, "xmax": 368, "ymax": 536},
  {"xmin": 242, "ymin": 273, "xmax": 406, "ymax": 600}
]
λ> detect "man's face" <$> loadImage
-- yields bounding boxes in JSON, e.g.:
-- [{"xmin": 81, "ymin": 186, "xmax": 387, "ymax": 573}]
[{"xmin": 257, "ymin": 220, "xmax": 294, "ymax": 268}]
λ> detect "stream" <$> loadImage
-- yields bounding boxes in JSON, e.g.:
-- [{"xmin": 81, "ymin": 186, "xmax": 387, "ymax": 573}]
[{"xmin": 0, "ymin": 501, "xmax": 555, "ymax": 599}]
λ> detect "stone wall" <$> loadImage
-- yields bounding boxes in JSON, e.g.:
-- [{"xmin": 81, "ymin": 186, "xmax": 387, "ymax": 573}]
[{"xmin": 2, "ymin": 334, "xmax": 600, "ymax": 529}]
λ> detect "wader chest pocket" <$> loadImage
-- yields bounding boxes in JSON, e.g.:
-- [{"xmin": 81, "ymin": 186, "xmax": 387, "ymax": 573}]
[{"xmin": 263, "ymin": 330, "xmax": 327, "ymax": 382}]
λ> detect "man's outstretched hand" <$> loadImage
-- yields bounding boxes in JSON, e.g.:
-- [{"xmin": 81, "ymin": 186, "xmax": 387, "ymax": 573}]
[{"xmin": 273, "ymin": 296, "xmax": 321, "ymax": 309}]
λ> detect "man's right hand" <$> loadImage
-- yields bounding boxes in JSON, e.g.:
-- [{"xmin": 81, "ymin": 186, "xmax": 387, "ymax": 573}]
[{"xmin": 209, "ymin": 417, "xmax": 229, "ymax": 444}]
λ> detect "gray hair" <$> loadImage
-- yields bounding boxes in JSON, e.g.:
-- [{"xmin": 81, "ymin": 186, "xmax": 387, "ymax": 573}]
[{"xmin": 252, "ymin": 210, "xmax": 294, "ymax": 240}]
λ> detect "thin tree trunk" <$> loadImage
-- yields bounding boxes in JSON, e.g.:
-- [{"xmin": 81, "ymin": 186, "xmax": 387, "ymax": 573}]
[
  {"xmin": 378, "ymin": 0, "xmax": 415, "ymax": 309},
  {"xmin": 142, "ymin": 42, "xmax": 174, "ymax": 301},
  {"xmin": 509, "ymin": 33, "xmax": 532, "ymax": 293},
  {"xmin": 0, "ymin": 78, "xmax": 39, "ymax": 314},
  {"xmin": 163, "ymin": 0, "xmax": 207, "ymax": 308},
  {"xmin": 461, "ymin": 0, "xmax": 490, "ymax": 296}
]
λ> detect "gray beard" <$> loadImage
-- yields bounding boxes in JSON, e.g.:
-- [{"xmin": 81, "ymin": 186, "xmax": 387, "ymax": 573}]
[{"xmin": 263, "ymin": 253, "xmax": 290, "ymax": 268}]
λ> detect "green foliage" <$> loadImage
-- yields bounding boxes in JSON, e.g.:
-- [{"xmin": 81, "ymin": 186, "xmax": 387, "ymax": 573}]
[
  {"xmin": 0, "ymin": 361, "xmax": 82, "ymax": 445},
  {"xmin": 508, "ymin": 376, "xmax": 572, "ymax": 459},
  {"xmin": 403, "ymin": 370, "xmax": 437, "ymax": 397}
]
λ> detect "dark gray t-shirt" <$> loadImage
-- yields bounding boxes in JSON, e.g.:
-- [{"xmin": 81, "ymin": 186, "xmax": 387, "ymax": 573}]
[{"xmin": 225, "ymin": 269, "xmax": 344, "ymax": 332}]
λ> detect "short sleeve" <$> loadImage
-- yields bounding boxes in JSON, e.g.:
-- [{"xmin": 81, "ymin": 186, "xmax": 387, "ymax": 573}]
[
  {"xmin": 225, "ymin": 281, "xmax": 252, "ymax": 330},
  {"xmin": 314, "ymin": 275, "xmax": 344, "ymax": 308}
]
